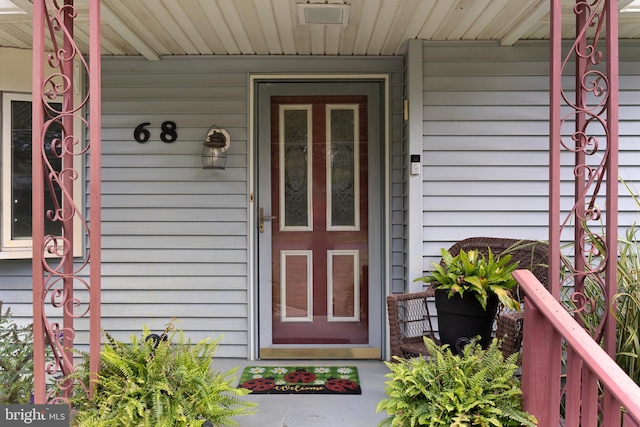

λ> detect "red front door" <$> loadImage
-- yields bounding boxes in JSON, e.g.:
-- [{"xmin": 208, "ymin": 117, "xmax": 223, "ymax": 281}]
[{"xmin": 270, "ymin": 95, "xmax": 369, "ymax": 345}]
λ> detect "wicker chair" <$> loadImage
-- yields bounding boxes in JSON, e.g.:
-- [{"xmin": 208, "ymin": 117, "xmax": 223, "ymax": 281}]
[
  {"xmin": 387, "ymin": 237, "xmax": 549, "ymax": 359},
  {"xmin": 387, "ymin": 288, "xmax": 441, "ymax": 358}
]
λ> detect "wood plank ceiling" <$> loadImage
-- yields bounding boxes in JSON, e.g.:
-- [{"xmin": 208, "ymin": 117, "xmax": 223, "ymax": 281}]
[{"xmin": 0, "ymin": 0, "xmax": 639, "ymax": 60}]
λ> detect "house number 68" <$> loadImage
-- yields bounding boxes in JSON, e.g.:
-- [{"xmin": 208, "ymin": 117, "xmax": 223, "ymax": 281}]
[{"xmin": 134, "ymin": 121, "xmax": 178, "ymax": 143}]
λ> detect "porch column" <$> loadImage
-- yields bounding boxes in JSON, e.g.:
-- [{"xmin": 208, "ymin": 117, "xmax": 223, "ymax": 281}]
[
  {"xmin": 406, "ymin": 39, "xmax": 425, "ymax": 294},
  {"xmin": 88, "ymin": 0, "xmax": 102, "ymax": 396},
  {"xmin": 546, "ymin": 0, "xmax": 619, "ymax": 421},
  {"xmin": 31, "ymin": 0, "xmax": 46, "ymax": 402},
  {"xmin": 551, "ymin": 1, "xmax": 619, "ymax": 348},
  {"xmin": 31, "ymin": 0, "xmax": 101, "ymax": 403}
]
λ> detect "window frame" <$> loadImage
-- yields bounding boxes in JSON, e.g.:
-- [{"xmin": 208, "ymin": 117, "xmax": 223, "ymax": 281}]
[{"xmin": 1, "ymin": 91, "xmax": 84, "ymax": 259}]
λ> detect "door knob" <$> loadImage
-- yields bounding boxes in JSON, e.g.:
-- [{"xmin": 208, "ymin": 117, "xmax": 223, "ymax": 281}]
[{"xmin": 259, "ymin": 207, "xmax": 277, "ymax": 233}]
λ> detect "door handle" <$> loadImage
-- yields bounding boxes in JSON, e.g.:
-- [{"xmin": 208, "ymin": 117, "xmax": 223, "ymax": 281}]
[{"xmin": 259, "ymin": 207, "xmax": 277, "ymax": 233}]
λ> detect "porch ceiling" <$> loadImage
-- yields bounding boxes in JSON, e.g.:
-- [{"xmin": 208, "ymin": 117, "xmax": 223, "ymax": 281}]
[{"xmin": 1, "ymin": 0, "xmax": 639, "ymax": 60}]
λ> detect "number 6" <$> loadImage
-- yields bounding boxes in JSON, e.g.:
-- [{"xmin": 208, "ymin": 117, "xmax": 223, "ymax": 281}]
[{"xmin": 134, "ymin": 122, "xmax": 151, "ymax": 143}]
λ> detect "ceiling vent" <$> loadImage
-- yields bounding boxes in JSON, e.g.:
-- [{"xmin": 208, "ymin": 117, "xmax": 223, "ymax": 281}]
[{"xmin": 297, "ymin": 3, "xmax": 350, "ymax": 25}]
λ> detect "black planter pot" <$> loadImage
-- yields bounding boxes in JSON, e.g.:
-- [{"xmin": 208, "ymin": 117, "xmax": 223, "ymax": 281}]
[{"xmin": 435, "ymin": 289, "xmax": 499, "ymax": 355}]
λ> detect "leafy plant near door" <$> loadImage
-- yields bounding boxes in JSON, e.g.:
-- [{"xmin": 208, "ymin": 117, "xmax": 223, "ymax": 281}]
[
  {"xmin": 66, "ymin": 321, "xmax": 256, "ymax": 427},
  {"xmin": 376, "ymin": 337, "xmax": 538, "ymax": 427},
  {"xmin": 415, "ymin": 247, "xmax": 521, "ymax": 352},
  {"xmin": 416, "ymin": 247, "xmax": 521, "ymax": 311}
]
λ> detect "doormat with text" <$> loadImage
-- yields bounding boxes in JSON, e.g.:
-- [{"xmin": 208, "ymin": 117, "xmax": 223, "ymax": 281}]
[{"xmin": 238, "ymin": 366, "xmax": 361, "ymax": 394}]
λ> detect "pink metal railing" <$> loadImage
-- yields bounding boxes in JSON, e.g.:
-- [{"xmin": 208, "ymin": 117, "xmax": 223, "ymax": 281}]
[
  {"xmin": 515, "ymin": 269, "xmax": 640, "ymax": 427},
  {"xmin": 547, "ymin": 3, "xmax": 623, "ymax": 424},
  {"xmin": 32, "ymin": 0, "xmax": 101, "ymax": 403}
]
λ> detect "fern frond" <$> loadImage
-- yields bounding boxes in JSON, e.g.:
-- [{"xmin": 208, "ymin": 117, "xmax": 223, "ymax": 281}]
[
  {"xmin": 377, "ymin": 337, "xmax": 537, "ymax": 427},
  {"xmin": 64, "ymin": 321, "xmax": 257, "ymax": 427}
]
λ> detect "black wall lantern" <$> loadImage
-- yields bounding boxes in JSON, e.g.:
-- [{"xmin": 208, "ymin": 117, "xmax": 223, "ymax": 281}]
[{"xmin": 202, "ymin": 125, "xmax": 230, "ymax": 170}]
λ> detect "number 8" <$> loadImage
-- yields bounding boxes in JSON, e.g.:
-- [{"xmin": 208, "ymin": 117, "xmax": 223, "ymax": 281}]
[{"xmin": 160, "ymin": 121, "xmax": 177, "ymax": 143}]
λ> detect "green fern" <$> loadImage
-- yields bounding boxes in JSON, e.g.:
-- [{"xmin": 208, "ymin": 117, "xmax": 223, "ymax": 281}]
[
  {"xmin": 66, "ymin": 322, "xmax": 256, "ymax": 427},
  {"xmin": 0, "ymin": 301, "xmax": 54, "ymax": 403},
  {"xmin": 377, "ymin": 337, "xmax": 537, "ymax": 427}
]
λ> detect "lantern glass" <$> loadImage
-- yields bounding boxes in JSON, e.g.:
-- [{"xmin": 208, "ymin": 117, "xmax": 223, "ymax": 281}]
[{"xmin": 202, "ymin": 143, "xmax": 227, "ymax": 169}]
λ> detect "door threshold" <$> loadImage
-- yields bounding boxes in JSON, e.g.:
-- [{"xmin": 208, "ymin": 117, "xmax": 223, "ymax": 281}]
[{"xmin": 259, "ymin": 347, "xmax": 381, "ymax": 359}]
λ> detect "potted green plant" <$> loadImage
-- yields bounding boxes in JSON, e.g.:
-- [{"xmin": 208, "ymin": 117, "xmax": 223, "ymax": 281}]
[
  {"xmin": 376, "ymin": 337, "xmax": 538, "ymax": 427},
  {"xmin": 415, "ymin": 248, "xmax": 521, "ymax": 353}
]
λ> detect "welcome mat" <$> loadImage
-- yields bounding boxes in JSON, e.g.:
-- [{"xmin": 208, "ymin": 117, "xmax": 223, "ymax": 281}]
[{"xmin": 238, "ymin": 366, "xmax": 361, "ymax": 395}]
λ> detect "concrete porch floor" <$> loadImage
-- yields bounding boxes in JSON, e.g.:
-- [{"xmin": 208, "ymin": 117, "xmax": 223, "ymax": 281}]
[{"xmin": 211, "ymin": 359, "xmax": 390, "ymax": 427}]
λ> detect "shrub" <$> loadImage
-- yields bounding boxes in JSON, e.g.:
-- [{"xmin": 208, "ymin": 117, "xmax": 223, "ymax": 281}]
[
  {"xmin": 377, "ymin": 337, "xmax": 537, "ymax": 427},
  {"xmin": 567, "ymin": 224, "xmax": 640, "ymax": 385},
  {"xmin": 0, "ymin": 301, "xmax": 39, "ymax": 404},
  {"xmin": 68, "ymin": 322, "xmax": 256, "ymax": 427}
]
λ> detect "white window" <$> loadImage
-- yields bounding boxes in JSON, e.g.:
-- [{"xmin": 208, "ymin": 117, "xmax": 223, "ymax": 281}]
[{"xmin": 1, "ymin": 92, "xmax": 83, "ymax": 259}]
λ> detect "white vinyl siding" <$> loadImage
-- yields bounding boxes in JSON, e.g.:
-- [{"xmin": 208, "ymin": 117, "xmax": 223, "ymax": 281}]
[
  {"xmin": 97, "ymin": 56, "xmax": 403, "ymax": 358},
  {"xmin": 419, "ymin": 41, "xmax": 640, "ymax": 274},
  {"xmin": 4, "ymin": 41, "xmax": 638, "ymax": 359},
  {"xmin": 0, "ymin": 54, "xmax": 402, "ymax": 359},
  {"xmin": 97, "ymin": 59, "xmax": 248, "ymax": 357}
]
